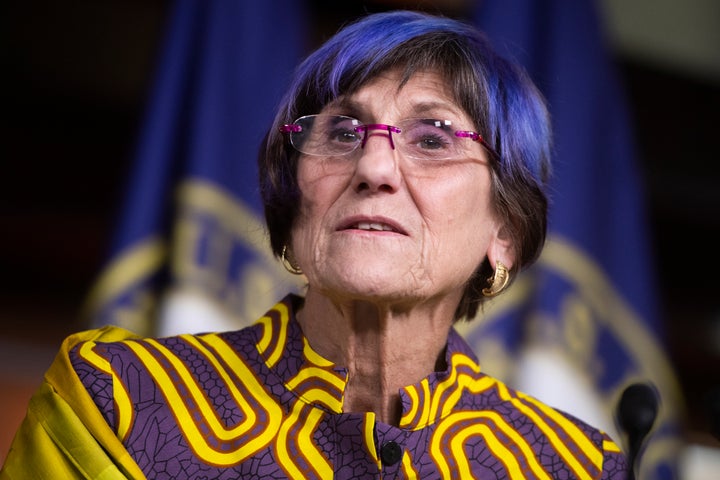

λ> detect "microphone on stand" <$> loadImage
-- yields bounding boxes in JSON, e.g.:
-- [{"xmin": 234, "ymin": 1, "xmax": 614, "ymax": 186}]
[{"xmin": 616, "ymin": 382, "xmax": 659, "ymax": 480}]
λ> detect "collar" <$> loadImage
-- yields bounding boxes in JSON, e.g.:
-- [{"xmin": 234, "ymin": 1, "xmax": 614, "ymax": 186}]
[{"xmin": 252, "ymin": 295, "xmax": 491, "ymax": 430}]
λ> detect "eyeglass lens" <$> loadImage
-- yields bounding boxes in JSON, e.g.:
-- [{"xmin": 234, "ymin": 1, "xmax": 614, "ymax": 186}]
[{"xmin": 287, "ymin": 115, "xmax": 481, "ymax": 161}]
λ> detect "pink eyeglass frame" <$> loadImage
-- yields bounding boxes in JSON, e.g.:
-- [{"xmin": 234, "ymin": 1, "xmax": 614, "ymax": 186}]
[{"xmin": 280, "ymin": 120, "xmax": 500, "ymax": 160}]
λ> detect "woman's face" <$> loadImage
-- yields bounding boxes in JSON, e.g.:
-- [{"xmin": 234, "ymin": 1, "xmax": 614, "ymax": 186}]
[{"xmin": 292, "ymin": 69, "xmax": 513, "ymax": 310}]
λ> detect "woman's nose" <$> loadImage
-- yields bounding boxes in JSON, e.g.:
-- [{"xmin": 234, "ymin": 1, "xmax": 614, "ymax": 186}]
[{"xmin": 352, "ymin": 132, "xmax": 401, "ymax": 193}]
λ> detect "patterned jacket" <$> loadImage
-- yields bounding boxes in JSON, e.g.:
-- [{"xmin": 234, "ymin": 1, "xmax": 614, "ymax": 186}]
[{"xmin": 2, "ymin": 295, "xmax": 627, "ymax": 479}]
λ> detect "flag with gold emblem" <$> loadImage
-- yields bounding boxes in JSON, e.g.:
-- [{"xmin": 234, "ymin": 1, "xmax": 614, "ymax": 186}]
[{"xmin": 85, "ymin": 0, "xmax": 306, "ymax": 336}]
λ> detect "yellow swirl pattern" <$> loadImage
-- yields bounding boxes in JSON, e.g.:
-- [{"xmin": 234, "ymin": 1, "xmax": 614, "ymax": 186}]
[
  {"xmin": 431, "ymin": 411, "xmax": 551, "ymax": 480},
  {"xmin": 400, "ymin": 352, "xmax": 495, "ymax": 430},
  {"xmin": 276, "ymin": 398, "xmax": 331, "ymax": 479},
  {"xmin": 401, "ymin": 450, "xmax": 419, "ymax": 479},
  {"xmin": 273, "ymin": 318, "xmax": 348, "ymax": 478},
  {"xmin": 495, "ymin": 383, "xmax": 600, "ymax": 480},
  {"xmin": 123, "ymin": 336, "xmax": 282, "ymax": 466},
  {"xmin": 77, "ymin": 341, "xmax": 134, "ymax": 442},
  {"xmin": 363, "ymin": 413, "xmax": 380, "ymax": 469},
  {"xmin": 603, "ymin": 439, "xmax": 621, "ymax": 453},
  {"xmin": 302, "ymin": 337, "xmax": 334, "ymax": 367},
  {"xmin": 120, "ymin": 298, "xmax": 340, "ymax": 473},
  {"xmin": 256, "ymin": 302, "xmax": 289, "ymax": 368}
]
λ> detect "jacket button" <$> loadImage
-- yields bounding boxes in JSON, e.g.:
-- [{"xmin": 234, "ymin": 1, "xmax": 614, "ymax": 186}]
[{"xmin": 380, "ymin": 441, "xmax": 402, "ymax": 466}]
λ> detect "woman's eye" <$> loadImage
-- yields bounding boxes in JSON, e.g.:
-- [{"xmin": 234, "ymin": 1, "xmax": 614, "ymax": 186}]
[
  {"xmin": 329, "ymin": 128, "xmax": 360, "ymax": 143},
  {"xmin": 416, "ymin": 134, "xmax": 450, "ymax": 150},
  {"xmin": 404, "ymin": 120, "xmax": 455, "ymax": 153}
]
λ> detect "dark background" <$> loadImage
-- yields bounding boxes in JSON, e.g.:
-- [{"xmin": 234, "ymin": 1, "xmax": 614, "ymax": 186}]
[{"xmin": 1, "ymin": 0, "xmax": 719, "ymax": 444}]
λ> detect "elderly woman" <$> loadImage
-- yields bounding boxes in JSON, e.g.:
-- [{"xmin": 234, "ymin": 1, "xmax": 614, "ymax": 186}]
[{"xmin": 2, "ymin": 11, "xmax": 626, "ymax": 480}]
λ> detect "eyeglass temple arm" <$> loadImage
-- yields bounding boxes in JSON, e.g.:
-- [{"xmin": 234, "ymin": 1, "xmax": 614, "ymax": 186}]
[
  {"xmin": 456, "ymin": 131, "xmax": 500, "ymax": 159},
  {"xmin": 279, "ymin": 124, "xmax": 302, "ymax": 133}
]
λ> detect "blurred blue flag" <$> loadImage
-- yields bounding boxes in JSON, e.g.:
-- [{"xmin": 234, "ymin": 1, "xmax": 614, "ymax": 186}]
[
  {"xmin": 455, "ymin": 0, "xmax": 684, "ymax": 477},
  {"xmin": 85, "ymin": 0, "xmax": 307, "ymax": 336}
]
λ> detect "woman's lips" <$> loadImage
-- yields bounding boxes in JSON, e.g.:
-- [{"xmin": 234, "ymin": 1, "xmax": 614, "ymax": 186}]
[
  {"xmin": 338, "ymin": 217, "xmax": 407, "ymax": 235},
  {"xmin": 350, "ymin": 221, "xmax": 396, "ymax": 232}
]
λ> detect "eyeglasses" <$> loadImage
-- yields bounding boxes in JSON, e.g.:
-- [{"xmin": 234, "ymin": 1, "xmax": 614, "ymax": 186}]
[{"xmin": 279, "ymin": 114, "xmax": 498, "ymax": 162}]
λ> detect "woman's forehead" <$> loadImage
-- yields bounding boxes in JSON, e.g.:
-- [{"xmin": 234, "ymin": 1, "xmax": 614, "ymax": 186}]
[{"xmin": 321, "ymin": 69, "xmax": 468, "ymax": 120}]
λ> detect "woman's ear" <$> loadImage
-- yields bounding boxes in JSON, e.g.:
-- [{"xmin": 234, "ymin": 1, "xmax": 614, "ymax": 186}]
[{"xmin": 486, "ymin": 224, "xmax": 516, "ymax": 271}]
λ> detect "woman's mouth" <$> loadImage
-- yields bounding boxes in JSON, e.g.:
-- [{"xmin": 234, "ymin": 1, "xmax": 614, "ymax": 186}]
[
  {"xmin": 350, "ymin": 221, "xmax": 397, "ymax": 232},
  {"xmin": 338, "ymin": 217, "xmax": 407, "ymax": 235}
]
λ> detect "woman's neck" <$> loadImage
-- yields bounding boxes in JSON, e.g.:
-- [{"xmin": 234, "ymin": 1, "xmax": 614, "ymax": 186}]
[{"xmin": 296, "ymin": 288, "xmax": 455, "ymax": 425}]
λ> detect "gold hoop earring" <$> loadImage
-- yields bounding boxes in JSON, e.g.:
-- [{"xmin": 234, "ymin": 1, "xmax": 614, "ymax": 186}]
[
  {"xmin": 281, "ymin": 246, "xmax": 303, "ymax": 275},
  {"xmin": 482, "ymin": 261, "xmax": 510, "ymax": 297}
]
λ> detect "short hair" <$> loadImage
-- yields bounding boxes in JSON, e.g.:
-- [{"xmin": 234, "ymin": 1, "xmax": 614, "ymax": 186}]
[{"xmin": 258, "ymin": 10, "xmax": 551, "ymax": 320}]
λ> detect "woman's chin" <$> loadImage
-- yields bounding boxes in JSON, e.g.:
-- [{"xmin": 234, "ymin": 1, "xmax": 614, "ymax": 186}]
[{"xmin": 312, "ymin": 270, "xmax": 424, "ymax": 305}]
